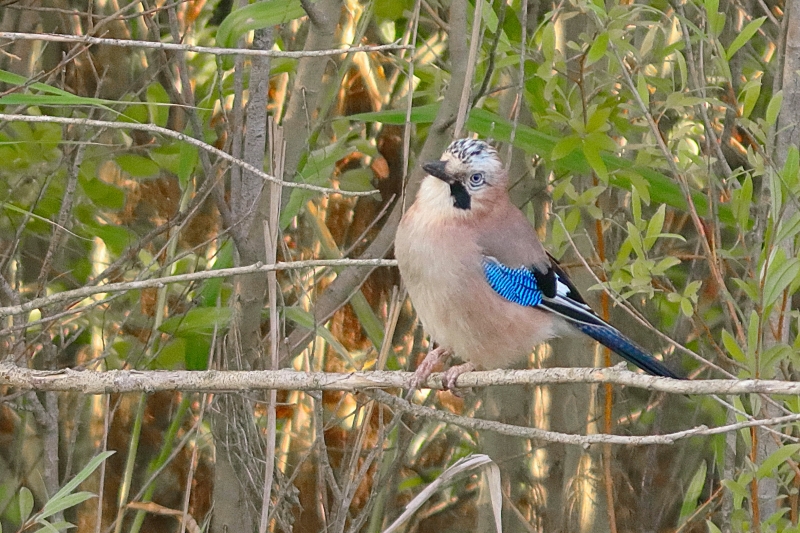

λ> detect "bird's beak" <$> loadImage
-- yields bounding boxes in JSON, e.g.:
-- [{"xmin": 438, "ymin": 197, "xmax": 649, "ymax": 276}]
[{"xmin": 422, "ymin": 160, "xmax": 452, "ymax": 183}]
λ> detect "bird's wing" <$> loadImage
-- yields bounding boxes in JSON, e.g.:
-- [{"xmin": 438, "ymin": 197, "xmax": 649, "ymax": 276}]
[
  {"xmin": 481, "ymin": 255, "xmax": 680, "ymax": 378},
  {"xmin": 481, "ymin": 255, "xmax": 603, "ymax": 327}
]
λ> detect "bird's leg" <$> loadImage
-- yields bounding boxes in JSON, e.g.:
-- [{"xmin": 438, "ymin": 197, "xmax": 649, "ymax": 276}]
[
  {"xmin": 410, "ymin": 346, "xmax": 452, "ymax": 389},
  {"xmin": 441, "ymin": 362, "xmax": 476, "ymax": 391}
]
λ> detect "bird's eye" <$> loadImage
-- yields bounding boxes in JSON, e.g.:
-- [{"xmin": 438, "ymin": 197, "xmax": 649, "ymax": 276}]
[{"xmin": 468, "ymin": 173, "xmax": 485, "ymax": 187}]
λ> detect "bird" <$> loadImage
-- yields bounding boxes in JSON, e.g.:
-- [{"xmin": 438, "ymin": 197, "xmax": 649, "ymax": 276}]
[{"xmin": 395, "ymin": 138, "xmax": 681, "ymax": 389}]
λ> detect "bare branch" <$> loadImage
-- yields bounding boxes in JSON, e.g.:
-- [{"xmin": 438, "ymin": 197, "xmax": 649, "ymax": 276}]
[
  {"xmin": 3, "ymin": 364, "xmax": 800, "ymax": 396},
  {"xmin": 371, "ymin": 390, "xmax": 800, "ymax": 446},
  {"xmin": 0, "ymin": 32, "xmax": 412, "ymax": 58},
  {"xmin": 0, "ymin": 114, "xmax": 379, "ymax": 197},
  {"xmin": 0, "ymin": 259, "xmax": 397, "ymax": 318},
  {"xmin": 6, "ymin": 364, "xmax": 800, "ymax": 447}
]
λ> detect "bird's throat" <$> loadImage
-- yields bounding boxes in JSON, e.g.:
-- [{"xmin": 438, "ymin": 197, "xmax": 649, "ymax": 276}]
[{"xmin": 449, "ymin": 182, "xmax": 471, "ymax": 210}]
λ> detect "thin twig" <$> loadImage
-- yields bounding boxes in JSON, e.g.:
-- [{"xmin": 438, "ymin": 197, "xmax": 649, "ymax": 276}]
[
  {"xmin": 0, "ymin": 258, "xmax": 397, "ymax": 318},
  {"xmin": 371, "ymin": 390, "xmax": 800, "ymax": 446},
  {"xmin": 0, "ymin": 114, "xmax": 379, "ymax": 197},
  {"xmin": 0, "ymin": 32, "xmax": 412, "ymax": 58}
]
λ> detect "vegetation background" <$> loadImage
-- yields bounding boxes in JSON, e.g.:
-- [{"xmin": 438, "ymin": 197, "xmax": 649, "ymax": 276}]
[{"xmin": 0, "ymin": 0, "xmax": 799, "ymax": 532}]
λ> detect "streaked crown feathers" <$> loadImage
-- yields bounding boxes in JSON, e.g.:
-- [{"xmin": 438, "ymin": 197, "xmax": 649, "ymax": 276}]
[
  {"xmin": 445, "ymin": 138, "xmax": 497, "ymax": 163},
  {"xmin": 440, "ymin": 138, "xmax": 504, "ymax": 179}
]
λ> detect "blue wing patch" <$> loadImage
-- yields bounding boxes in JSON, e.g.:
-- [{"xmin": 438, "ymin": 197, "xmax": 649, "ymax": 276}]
[{"xmin": 482, "ymin": 258, "xmax": 543, "ymax": 306}]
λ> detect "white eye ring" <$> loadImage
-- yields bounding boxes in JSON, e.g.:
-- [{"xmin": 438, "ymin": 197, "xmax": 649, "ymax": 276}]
[{"xmin": 469, "ymin": 172, "xmax": 485, "ymax": 187}]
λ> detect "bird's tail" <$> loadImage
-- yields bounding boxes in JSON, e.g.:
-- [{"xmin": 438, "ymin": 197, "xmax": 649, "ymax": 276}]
[{"xmin": 572, "ymin": 322, "xmax": 681, "ymax": 379}]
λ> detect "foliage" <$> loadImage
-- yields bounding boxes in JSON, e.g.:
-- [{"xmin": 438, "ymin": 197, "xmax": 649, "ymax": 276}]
[{"xmin": 0, "ymin": 0, "xmax": 798, "ymax": 532}]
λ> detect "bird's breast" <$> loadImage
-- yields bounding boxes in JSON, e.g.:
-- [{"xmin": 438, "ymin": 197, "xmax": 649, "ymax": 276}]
[{"xmin": 396, "ymin": 207, "xmax": 556, "ymax": 369}]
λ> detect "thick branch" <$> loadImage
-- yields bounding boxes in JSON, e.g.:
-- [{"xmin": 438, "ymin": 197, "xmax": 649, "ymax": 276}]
[{"xmin": 3, "ymin": 364, "xmax": 800, "ymax": 396}]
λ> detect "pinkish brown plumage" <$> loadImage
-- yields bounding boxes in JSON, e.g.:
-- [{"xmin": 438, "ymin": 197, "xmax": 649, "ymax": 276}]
[{"xmin": 396, "ymin": 138, "xmax": 680, "ymax": 388}]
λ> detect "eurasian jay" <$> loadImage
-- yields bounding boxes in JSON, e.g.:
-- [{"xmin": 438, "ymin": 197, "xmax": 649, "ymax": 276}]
[{"xmin": 395, "ymin": 138, "xmax": 680, "ymax": 388}]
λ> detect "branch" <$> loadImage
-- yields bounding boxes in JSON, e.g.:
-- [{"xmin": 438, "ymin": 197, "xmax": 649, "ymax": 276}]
[
  {"xmin": 371, "ymin": 390, "xmax": 800, "ymax": 446},
  {"xmin": 0, "ymin": 32, "xmax": 412, "ymax": 58},
  {"xmin": 4, "ymin": 364, "xmax": 800, "ymax": 395},
  {"xmin": 6, "ymin": 364, "xmax": 800, "ymax": 447},
  {"xmin": 0, "ymin": 259, "xmax": 397, "ymax": 318},
  {"xmin": 0, "ymin": 114, "xmax": 379, "ymax": 198}
]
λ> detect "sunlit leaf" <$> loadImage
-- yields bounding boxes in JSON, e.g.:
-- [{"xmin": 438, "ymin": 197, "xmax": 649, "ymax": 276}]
[
  {"xmin": 586, "ymin": 32, "xmax": 608, "ymax": 66},
  {"xmin": 726, "ymin": 17, "xmax": 766, "ymax": 60}
]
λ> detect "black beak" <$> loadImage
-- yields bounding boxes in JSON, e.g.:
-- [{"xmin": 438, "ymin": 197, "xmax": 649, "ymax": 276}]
[{"xmin": 422, "ymin": 160, "xmax": 452, "ymax": 183}]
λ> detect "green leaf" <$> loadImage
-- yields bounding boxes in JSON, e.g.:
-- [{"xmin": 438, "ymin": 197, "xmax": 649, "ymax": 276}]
[
  {"xmin": 153, "ymin": 337, "xmax": 187, "ymax": 369},
  {"xmin": 741, "ymin": 79, "xmax": 761, "ymax": 119},
  {"xmin": 680, "ymin": 461, "xmax": 707, "ymax": 522},
  {"xmin": 766, "ymin": 91, "xmax": 783, "ymax": 127},
  {"xmin": 374, "ymin": 0, "xmax": 411, "ymax": 20},
  {"xmin": 463, "ymin": 107, "xmax": 739, "ymax": 225},
  {"xmin": 721, "ymin": 329, "xmax": 746, "ymax": 363},
  {"xmin": 782, "ymin": 146, "xmax": 799, "ymax": 193},
  {"xmin": 707, "ymin": 6, "xmax": 725, "ymax": 38},
  {"xmin": 19, "ymin": 486, "xmax": 34, "ymax": 523},
  {"xmin": 721, "ymin": 479, "xmax": 749, "ymax": 507},
  {"xmin": 184, "ymin": 335, "xmax": 212, "ymax": 370},
  {"xmin": 217, "ymin": 0, "xmax": 306, "ymax": 67},
  {"xmin": 763, "ymin": 256, "xmax": 800, "ymax": 308},
  {"xmin": 115, "ymin": 154, "xmax": 160, "ymax": 178},
  {"xmin": 86, "ymin": 224, "xmax": 136, "ymax": 256},
  {"xmin": 177, "ymin": 143, "xmax": 199, "ymax": 187},
  {"xmin": 586, "ymin": 32, "xmax": 609, "ymax": 66},
  {"xmin": 746, "ymin": 310, "xmax": 760, "ymax": 359},
  {"xmin": 585, "ymin": 107, "xmax": 612, "ymax": 133},
  {"xmin": 775, "ymin": 211, "xmax": 800, "ymax": 245},
  {"xmin": 636, "ymin": 72, "xmax": 649, "ymax": 107},
  {"xmin": 726, "ymin": 17, "xmax": 766, "ymax": 60},
  {"xmin": 346, "ymin": 103, "xmax": 439, "ymax": 125},
  {"xmin": 731, "ymin": 175, "xmax": 753, "ymax": 231},
  {"xmin": 0, "ymin": 94, "xmax": 113, "ymax": 109},
  {"xmin": 706, "ymin": 519, "xmax": 722, "ymax": 533},
  {"xmin": 79, "ymin": 176, "xmax": 125, "ymax": 210},
  {"xmin": 39, "ymin": 492, "xmax": 96, "ymax": 520},
  {"xmin": 551, "ymin": 135, "xmax": 582, "ymax": 160},
  {"xmin": 756, "ymin": 443, "xmax": 800, "ymax": 479},
  {"xmin": 338, "ymin": 168, "xmax": 375, "ymax": 192},
  {"xmin": 44, "ymin": 452, "xmax": 114, "ymax": 513},
  {"xmin": 0, "ymin": 69, "xmax": 73, "ymax": 96},
  {"xmin": 283, "ymin": 307, "xmax": 358, "ymax": 367},
  {"xmin": 583, "ymin": 142, "xmax": 608, "ymax": 182},
  {"xmin": 32, "ymin": 520, "xmax": 62, "ymax": 533},
  {"xmin": 159, "ymin": 307, "xmax": 233, "ymax": 336},
  {"xmin": 541, "ymin": 22, "xmax": 556, "ymax": 62},
  {"xmin": 644, "ymin": 204, "xmax": 667, "ymax": 249},
  {"xmin": 731, "ymin": 278, "xmax": 759, "ymax": 302}
]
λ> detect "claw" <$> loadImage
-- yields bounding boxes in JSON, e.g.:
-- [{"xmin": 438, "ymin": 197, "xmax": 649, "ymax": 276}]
[
  {"xmin": 441, "ymin": 362, "xmax": 475, "ymax": 392},
  {"xmin": 410, "ymin": 346, "xmax": 452, "ymax": 389}
]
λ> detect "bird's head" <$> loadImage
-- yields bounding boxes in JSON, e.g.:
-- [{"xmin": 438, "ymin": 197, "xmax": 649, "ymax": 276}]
[{"xmin": 418, "ymin": 138, "xmax": 507, "ymax": 218}]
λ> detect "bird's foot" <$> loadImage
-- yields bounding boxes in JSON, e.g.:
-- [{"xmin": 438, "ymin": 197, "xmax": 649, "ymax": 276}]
[
  {"xmin": 410, "ymin": 346, "xmax": 452, "ymax": 390},
  {"xmin": 441, "ymin": 362, "xmax": 475, "ymax": 392}
]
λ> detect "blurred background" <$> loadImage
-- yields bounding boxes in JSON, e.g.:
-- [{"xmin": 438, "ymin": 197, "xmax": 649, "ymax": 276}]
[{"xmin": 0, "ymin": 0, "xmax": 798, "ymax": 532}]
